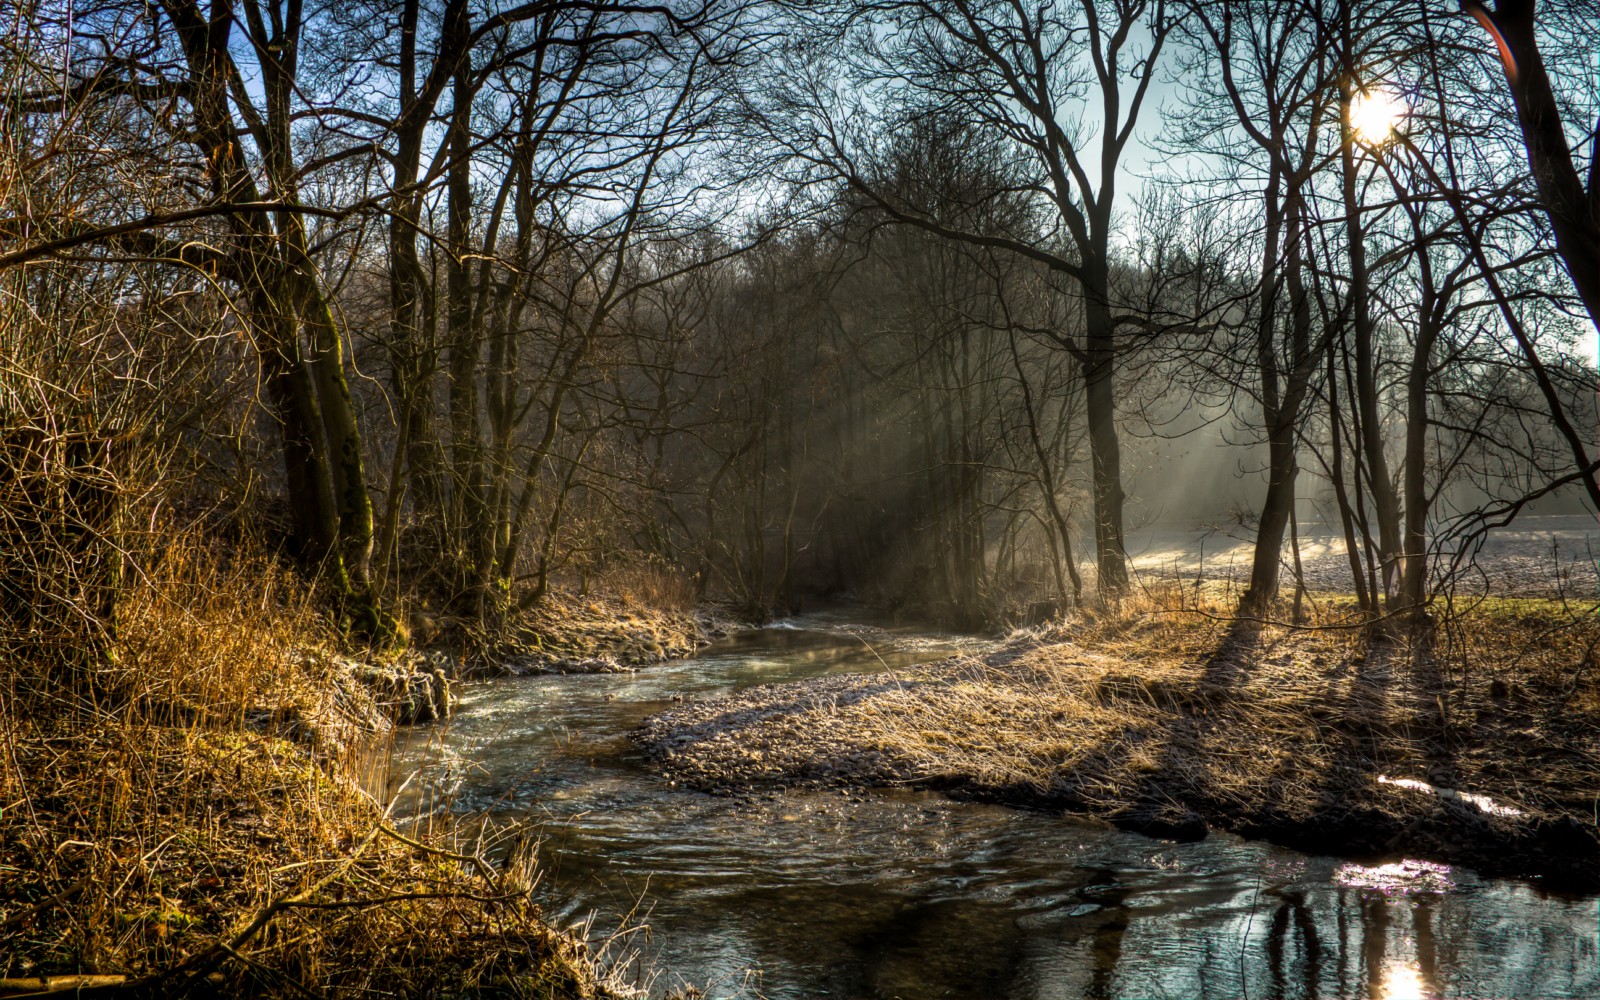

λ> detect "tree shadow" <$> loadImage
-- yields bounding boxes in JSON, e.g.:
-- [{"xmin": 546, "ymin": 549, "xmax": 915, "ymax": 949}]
[
  {"xmin": 1400, "ymin": 623, "xmax": 1459, "ymax": 786},
  {"xmin": 1199, "ymin": 616, "xmax": 1267, "ymax": 690},
  {"xmin": 1101, "ymin": 614, "xmax": 1271, "ymax": 838},
  {"xmin": 1266, "ymin": 888, "xmax": 1325, "ymax": 1000},
  {"xmin": 1077, "ymin": 873, "xmax": 1134, "ymax": 1000}
]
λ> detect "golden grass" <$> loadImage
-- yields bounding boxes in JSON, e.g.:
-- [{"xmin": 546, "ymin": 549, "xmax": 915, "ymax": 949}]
[
  {"xmin": 0, "ymin": 532, "xmax": 627, "ymax": 998},
  {"xmin": 654, "ymin": 582, "xmax": 1600, "ymax": 878},
  {"xmin": 489, "ymin": 588, "xmax": 713, "ymax": 669},
  {"xmin": 591, "ymin": 560, "xmax": 700, "ymax": 615}
]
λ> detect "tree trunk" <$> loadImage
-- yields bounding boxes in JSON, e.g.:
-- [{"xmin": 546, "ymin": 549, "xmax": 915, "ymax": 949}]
[
  {"xmin": 1244, "ymin": 190, "xmax": 1315, "ymax": 614},
  {"xmin": 444, "ymin": 42, "xmax": 489, "ymax": 611},
  {"xmin": 1327, "ymin": 323, "xmax": 1372, "ymax": 612},
  {"xmin": 1464, "ymin": 0, "xmax": 1600, "ymax": 331},
  {"xmin": 384, "ymin": 0, "xmax": 463, "ymax": 538},
  {"xmin": 1082, "ymin": 256, "xmax": 1128, "ymax": 599},
  {"xmin": 1008, "ymin": 328, "xmax": 1081, "ymax": 606},
  {"xmin": 255, "ymin": 291, "xmax": 343, "ymax": 581},
  {"xmin": 1400, "ymin": 292, "xmax": 1438, "ymax": 612},
  {"xmin": 1243, "ymin": 164, "xmax": 1289, "ymax": 613},
  {"xmin": 1340, "ymin": 73, "xmax": 1402, "ymax": 607},
  {"xmin": 287, "ymin": 244, "xmax": 375, "ymax": 584}
]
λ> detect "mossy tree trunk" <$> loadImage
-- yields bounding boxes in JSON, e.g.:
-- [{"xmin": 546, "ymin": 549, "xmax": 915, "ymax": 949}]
[{"xmin": 158, "ymin": 0, "xmax": 385, "ymax": 634}]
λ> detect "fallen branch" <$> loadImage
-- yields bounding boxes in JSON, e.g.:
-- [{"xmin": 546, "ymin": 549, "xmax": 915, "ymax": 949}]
[{"xmin": 0, "ymin": 977, "xmax": 129, "ymax": 998}]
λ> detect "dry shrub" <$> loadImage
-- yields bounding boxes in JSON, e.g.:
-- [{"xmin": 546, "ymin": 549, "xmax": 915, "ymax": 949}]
[
  {"xmin": 111, "ymin": 534, "xmax": 328, "ymax": 718},
  {"xmin": 592, "ymin": 558, "xmax": 698, "ymax": 613},
  {"xmin": 0, "ymin": 424, "xmax": 128, "ymax": 683}
]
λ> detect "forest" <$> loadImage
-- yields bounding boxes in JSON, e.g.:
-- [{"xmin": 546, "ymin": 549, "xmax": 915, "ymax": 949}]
[{"xmin": 3, "ymin": 0, "xmax": 1599, "ymax": 997}]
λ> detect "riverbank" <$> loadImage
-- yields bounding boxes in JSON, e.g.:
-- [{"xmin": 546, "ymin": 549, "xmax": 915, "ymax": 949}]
[
  {"xmin": 0, "ymin": 543, "xmax": 721, "ymax": 997},
  {"xmin": 475, "ymin": 591, "xmax": 739, "ymax": 676},
  {"xmin": 638, "ymin": 595, "xmax": 1600, "ymax": 889}
]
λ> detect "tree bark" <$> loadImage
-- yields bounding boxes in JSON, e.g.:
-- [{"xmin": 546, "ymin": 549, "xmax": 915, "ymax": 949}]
[
  {"xmin": 1243, "ymin": 163, "xmax": 1289, "ymax": 613},
  {"xmin": 1245, "ymin": 193, "xmax": 1316, "ymax": 613},
  {"xmin": 158, "ymin": 0, "xmax": 356, "ymax": 587},
  {"xmin": 442, "ymin": 18, "xmax": 490, "ymax": 610},
  {"xmin": 1400, "ymin": 290, "xmax": 1439, "ymax": 611}
]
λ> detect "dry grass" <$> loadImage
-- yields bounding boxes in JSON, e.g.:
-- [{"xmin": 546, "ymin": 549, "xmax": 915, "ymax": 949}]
[
  {"xmin": 590, "ymin": 560, "xmax": 700, "ymax": 615},
  {"xmin": 868, "ymin": 587, "xmax": 1600, "ymax": 810},
  {"xmin": 479, "ymin": 589, "xmax": 725, "ymax": 674},
  {"xmin": 0, "ymin": 532, "xmax": 628, "ymax": 998},
  {"xmin": 646, "ymin": 585, "xmax": 1600, "ymax": 883},
  {"xmin": 862, "ymin": 588, "xmax": 1366, "ymax": 801}
]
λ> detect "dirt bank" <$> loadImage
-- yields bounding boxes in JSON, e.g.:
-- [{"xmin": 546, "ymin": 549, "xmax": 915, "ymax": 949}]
[
  {"xmin": 404, "ymin": 590, "xmax": 739, "ymax": 680},
  {"xmin": 637, "ymin": 599, "xmax": 1600, "ymax": 889}
]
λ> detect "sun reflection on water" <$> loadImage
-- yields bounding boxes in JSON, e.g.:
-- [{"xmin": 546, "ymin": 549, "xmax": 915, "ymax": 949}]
[
  {"xmin": 1333, "ymin": 858, "xmax": 1454, "ymax": 894},
  {"xmin": 1381, "ymin": 960, "xmax": 1430, "ymax": 1000}
]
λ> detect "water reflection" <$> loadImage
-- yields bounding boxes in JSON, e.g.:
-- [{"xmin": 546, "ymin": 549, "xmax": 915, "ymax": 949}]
[
  {"xmin": 1334, "ymin": 859, "xmax": 1454, "ymax": 894},
  {"xmin": 394, "ymin": 617, "xmax": 1600, "ymax": 999},
  {"xmin": 1380, "ymin": 961, "xmax": 1426, "ymax": 1000}
]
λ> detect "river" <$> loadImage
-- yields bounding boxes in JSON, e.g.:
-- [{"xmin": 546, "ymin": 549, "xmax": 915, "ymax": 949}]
[{"xmin": 392, "ymin": 612, "xmax": 1599, "ymax": 999}]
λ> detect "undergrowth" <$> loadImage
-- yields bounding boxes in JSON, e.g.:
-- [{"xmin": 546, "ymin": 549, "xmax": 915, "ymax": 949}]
[{"xmin": 0, "ymin": 532, "xmax": 631, "ymax": 998}]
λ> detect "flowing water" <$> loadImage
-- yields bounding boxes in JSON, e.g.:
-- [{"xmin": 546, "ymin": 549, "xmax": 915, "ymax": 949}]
[{"xmin": 392, "ymin": 613, "xmax": 1599, "ymax": 999}]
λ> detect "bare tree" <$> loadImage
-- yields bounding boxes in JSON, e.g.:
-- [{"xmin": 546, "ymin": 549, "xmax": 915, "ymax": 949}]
[{"xmin": 1177, "ymin": 0, "xmax": 1335, "ymax": 613}]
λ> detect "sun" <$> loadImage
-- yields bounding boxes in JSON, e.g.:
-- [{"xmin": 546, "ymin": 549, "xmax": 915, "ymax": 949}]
[{"xmin": 1351, "ymin": 89, "xmax": 1405, "ymax": 144}]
